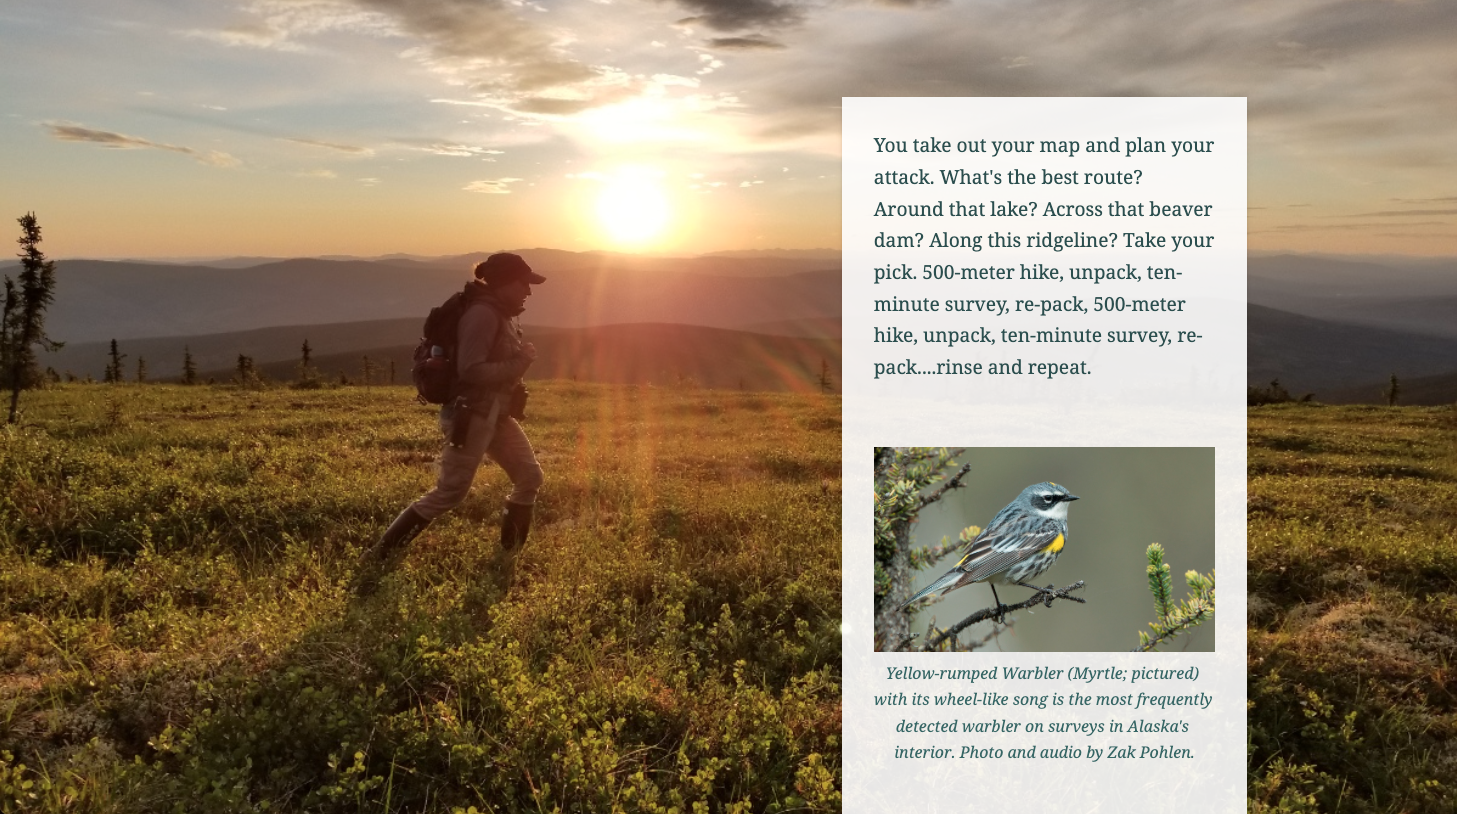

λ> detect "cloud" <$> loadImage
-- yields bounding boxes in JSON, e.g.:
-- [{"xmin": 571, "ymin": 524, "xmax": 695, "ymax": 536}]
[
  {"xmin": 512, "ymin": 97, "xmax": 605, "ymax": 116},
  {"xmin": 430, "ymin": 98, "xmax": 498, "ymax": 107},
  {"xmin": 464, "ymin": 178, "xmax": 523, "ymax": 193},
  {"xmin": 670, "ymin": 0, "xmax": 803, "ymax": 32},
  {"xmin": 186, "ymin": 1, "xmax": 397, "ymax": 50},
  {"xmin": 706, "ymin": 35, "xmax": 785, "ymax": 50},
  {"xmin": 1341, "ymin": 208, "xmax": 1457, "ymax": 218},
  {"xmin": 1266, "ymin": 221, "xmax": 1450, "ymax": 232},
  {"xmin": 284, "ymin": 137, "xmax": 374, "ymax": 155},
  {"xmin": 207, "ymin": 0, "xmax": 650, "ymax": 118},
  {"xmin": 724, "ymin": 0, "xmax": 1457, "ymax": 169},
  {"xmin": 392, "ymin": 138, "xmax": 505, "ymax": 157},
  {"xmin": 45, "ymin": 122, "xmax": 240, "ymax": 167}
]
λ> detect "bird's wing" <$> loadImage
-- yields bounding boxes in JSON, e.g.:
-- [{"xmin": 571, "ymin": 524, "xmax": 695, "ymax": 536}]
[{"xmin": 953, "ymin": 523, "xmax": 1063, "ymax": 583}]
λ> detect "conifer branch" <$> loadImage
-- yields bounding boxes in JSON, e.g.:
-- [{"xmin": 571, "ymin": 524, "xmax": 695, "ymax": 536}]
[
  {"xmin": 918, "ymin": 462, "xmax": 972, "ymax": 509},
  {"xmin": 1133, "ymin": 543, "xmax": 1215, "ymax": 652}
]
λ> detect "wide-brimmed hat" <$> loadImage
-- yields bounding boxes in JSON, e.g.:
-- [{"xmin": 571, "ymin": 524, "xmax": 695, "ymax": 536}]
[{"xmin": 473, "ymin": 253, "xmax": 546, "ymax": 285}]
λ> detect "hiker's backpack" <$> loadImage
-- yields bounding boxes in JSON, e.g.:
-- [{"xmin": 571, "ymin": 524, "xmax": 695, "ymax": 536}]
[{"xmin": 411, "ymin": 285, "xmax": 471, "ymax": 404}]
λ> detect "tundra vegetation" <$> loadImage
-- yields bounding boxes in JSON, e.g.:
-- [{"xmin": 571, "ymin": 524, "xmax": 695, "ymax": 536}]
[
  {"xmin": 1248, "ymin": 403, "xmax": 1457, "ymax": 813},
  {"xmin": 0, "ymin": 381, "xmax": 841, "ymax": 812}
]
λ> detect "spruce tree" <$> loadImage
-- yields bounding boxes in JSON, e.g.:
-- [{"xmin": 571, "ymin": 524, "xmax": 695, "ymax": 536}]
[
  {"xmin": 104, "ymin": 339, "xmax": 127, "ymax": 384},
  {"xmin": 234, "ymin": 354, "xmax": 257, "ymax": 387},
  {"xmin": 6, "ymin": 213, "xmax": 62, "ymax": 423},
  {"xmin": 1, "ymin": 279, "xmax": 14, "ymax": 384},
  {"xmin": 182, "ymin": 346, "xmax": 198, "ymax": 385},
  {"xmin": 136, "ymin": 356, "xmax": 147, "ymax": 384},
  {"xmin": 295, "ymin": 339, "xmax": 319, "ymax": 387}
]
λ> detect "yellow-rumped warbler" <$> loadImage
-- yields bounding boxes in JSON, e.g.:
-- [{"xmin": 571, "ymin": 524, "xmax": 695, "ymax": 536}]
[{"xmin": 900, "ymin": 481, "xmax": 1080, "ymax": 613}]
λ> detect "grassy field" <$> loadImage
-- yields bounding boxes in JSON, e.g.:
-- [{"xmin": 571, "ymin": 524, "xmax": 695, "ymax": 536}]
[
  {"xmin": 1248, "ymin": 404, "xmax": 1457, "ymax": 813},
  {"xmin": 0, "ymin": 382, "xmax": 841, "ymax": 813}
]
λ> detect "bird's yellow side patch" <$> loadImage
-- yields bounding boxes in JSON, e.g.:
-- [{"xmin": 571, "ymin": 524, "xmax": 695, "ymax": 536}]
[{"xmin": 1043, "ymin": 533, "xmax": 1065, "ymax": 554}]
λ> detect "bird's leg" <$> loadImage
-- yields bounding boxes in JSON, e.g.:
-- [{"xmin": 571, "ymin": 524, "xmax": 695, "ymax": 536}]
[{"xmin": 991, "ymin": 583, "xmax": 1006, "ymax": 623}]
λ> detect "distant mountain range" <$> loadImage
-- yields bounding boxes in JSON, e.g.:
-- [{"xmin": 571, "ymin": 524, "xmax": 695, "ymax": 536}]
[
  {"xmin": 16, "ymin": 248, "xmax": 843, "ymax": 392},
  {"xmin": 1251, "ymin": 254, "xmax": 1457, "ymax": 340},
  {"xmin": 49, "ymin": 317, "xmax": 842, "ymax": 391},
  {"xmin": 13, "ymin": 248, "xmax": 1457, "ymax": 402},
  {"xmin": 1249, "ymin": 304, "xmax": 1457, "ymax": 399},
  {"xmin": 1249, "ymin": 255, "xmax": 1457, "ymax": 404},
  {"xmin": 0, "ymin": 249, "xmax": 840, "ymax": 345}
]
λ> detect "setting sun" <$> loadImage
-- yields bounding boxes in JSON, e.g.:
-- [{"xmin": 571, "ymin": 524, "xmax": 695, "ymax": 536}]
[{"xmin": 595, "ymin": 168, "xmax": 671, "ymax": 246}]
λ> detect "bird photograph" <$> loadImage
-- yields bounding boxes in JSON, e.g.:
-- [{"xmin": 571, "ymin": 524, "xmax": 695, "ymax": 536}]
[{"xmin": 886, "ymin": 447, "xmax": 1216, "ymax": 652}]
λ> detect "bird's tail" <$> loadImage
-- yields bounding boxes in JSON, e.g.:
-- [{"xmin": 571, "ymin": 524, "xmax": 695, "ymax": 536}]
[{"xmin": 899, "ymin": 570, "xmax": 964, "ymax": 610}]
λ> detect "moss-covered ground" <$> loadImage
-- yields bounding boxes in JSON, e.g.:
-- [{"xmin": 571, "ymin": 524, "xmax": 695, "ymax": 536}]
[
  {"xmin": 0, "ymin": 382, "xmax": 841, "ymax": 813},
  {"xmin": 1249, "ymin": 404, "xmax": 1457, "ymax": 813}
]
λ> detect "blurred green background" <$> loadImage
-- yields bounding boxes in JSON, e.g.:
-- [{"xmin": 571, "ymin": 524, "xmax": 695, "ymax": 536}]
[{"xmin": 900, "ymin": 447, "xmax": 1216, "ymax": 652}]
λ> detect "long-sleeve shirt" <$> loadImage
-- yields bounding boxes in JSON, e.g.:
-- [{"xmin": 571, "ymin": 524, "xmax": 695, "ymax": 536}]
[{"xmin": 453, "ymin": 281, "xmax": 530, "ymax": 404}]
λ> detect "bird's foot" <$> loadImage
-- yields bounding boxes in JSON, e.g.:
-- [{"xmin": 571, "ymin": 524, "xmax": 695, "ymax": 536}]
[
  {"xmin": 1034, "ymin": 583, "xmax": 1057, "ymax": 608},
  {"xmin": 1018, "ymin": 581, "xmax": 1086, "ymax": 608}
]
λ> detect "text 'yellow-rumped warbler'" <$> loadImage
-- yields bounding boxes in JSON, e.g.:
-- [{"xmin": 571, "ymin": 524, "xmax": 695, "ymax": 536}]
[{"xmin": 900, "ymin": 481, "xmax": 1079, "ymax": 613}]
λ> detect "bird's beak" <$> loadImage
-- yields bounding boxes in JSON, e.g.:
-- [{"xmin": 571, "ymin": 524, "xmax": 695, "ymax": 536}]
[{"xmin": 1064, "ymin": 494, "xmax": 1080, "ymax": 501}]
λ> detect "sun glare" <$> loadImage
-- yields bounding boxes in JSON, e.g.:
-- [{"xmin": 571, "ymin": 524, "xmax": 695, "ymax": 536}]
[{"xmin": 595, "ymin": 168, "xmax": 671, "ymax": 246}]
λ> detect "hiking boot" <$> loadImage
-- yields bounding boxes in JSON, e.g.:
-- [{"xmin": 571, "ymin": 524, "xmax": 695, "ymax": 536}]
[
  {"xmin": 354, "ymin": 507, "xmax": 430, "ymax": 595},
  {"xmin": 499, "ymin": 501, "xmax": 533, "ymax": 552}
]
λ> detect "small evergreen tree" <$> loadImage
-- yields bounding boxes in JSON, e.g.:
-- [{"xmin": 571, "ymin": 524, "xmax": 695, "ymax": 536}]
[
  {"xmin": 234, "ymin": 354, "xmax": 258, "ymax": 387},
  {"xmin": 1385, "ymin": 373, "xmax": 1400, "ymax": 406},
  {"xmin": 818, "ymin": 358, "xmax": 833, "ymax": 393},
  {"xmin": 136, "ymin": 356, "xmax": 147, "ymax": 384},
  {"xmin": 104, "ymin": 339, "xmax": 127, "ymax": 384},
  {"xmin": 5, "ymin": 213, "xmax": 63, "ymax": 423},
  {"xmin": 294, "ymin": 339, "xmax": 321, "ymax": 388},
  {"xmin": 182, "ymin": 346, "xmax": 198, "ymax": 385},
  {"xmin": 875, "ymin": 448, "xmax": 972, "ymax": 650},
  {"xmin": 361, "ymin": 355, "xmax": 376, "ymax": 390}
]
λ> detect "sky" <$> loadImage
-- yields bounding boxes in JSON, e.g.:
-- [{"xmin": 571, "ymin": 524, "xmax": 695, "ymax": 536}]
[{"xmin": 2, "ymin": 0, "xmax": 1455, "ymax": 258}]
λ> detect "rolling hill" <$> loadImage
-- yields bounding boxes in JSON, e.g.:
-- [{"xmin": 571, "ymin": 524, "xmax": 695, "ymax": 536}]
[
  {"xmin": 1250, "ymin": 254, "xmax": 1457, "ymax": 338},
  {"xmin": 47, "ymin": 316, "xmax": 843, "ymax": 388},
  {"xmin": 5, "ymin": 250, "xmax": 841, "ymax": 344},
  {"xmin": 197, "ymin": 322, "xmax": 842, "ymax": 393},
  {"xmin": 1248, "ymin": 303, "xmax": 1457, "ymax": 397},
  {"xmin": 1321, "ymin": 369, "xmax": 1457, "ymax": 405}
]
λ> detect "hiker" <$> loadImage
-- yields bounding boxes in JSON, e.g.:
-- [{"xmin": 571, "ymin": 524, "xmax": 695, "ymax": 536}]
[{"xmin": 359, "ymin": 253, "xmax": 546, "ymax": 588}]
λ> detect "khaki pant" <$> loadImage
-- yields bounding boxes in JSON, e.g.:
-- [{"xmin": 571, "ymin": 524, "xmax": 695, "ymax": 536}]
[{"xmin": 411, "ymin": 397, "xmax": 544, "ymax": 520}]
